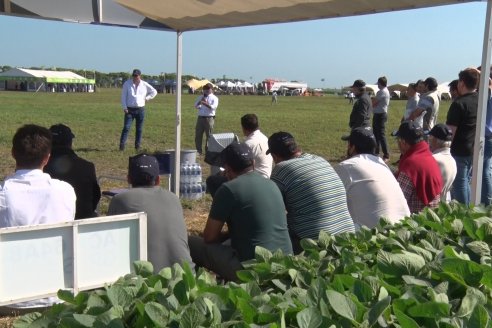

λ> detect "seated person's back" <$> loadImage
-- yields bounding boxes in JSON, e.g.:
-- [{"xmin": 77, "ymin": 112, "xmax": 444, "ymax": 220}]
[
  {"xmin": 107, "ymin": 154, "xmax": 193, "ymax": 272},
  {"xmin": 44, "ymin": 124, "xmax": 101, "ymax": 219},
  {"xmin": 0, "ymin": 124, "xmax": 76, "ymax": 312}
]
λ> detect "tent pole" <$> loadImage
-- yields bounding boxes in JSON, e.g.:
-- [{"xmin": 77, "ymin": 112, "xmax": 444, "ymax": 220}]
[
  {"xmin": 472, "ymin": 0, "xmax": 492, "ymax": 205},
  {"xmin": 173, "ymin": 31, "xmax": 183, "ymax": 196}
]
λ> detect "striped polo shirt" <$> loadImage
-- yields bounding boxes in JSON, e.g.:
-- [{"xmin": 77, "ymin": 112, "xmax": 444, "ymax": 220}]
[{"xmin": 271, "ymin": 153, "xmax": 355, "ymax": 239}]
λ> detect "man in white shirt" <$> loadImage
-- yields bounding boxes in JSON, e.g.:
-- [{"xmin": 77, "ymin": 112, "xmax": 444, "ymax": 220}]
[
  {"xmin": 241, "ymin": 114, "xmax": 273, "ymax": 178},
  {"xmin": 336, "ymin": 127, "xmax": 410, "ymax": 229},
  {"xmin": 0, "ymin": 124, "xmax": 76, "ymax": 313},
  {"xmin": 372, "ymin": 76, "xmax": 391, "ymax": 162},
  {"xmin": 195, "ymin": 83, "xmax": 219, "ymax": 155},
  {"xmin": 428, "ymin": 124, "xmax": 457, "ymax": 202},
  {"xmin": 119, "ymin": 69, "xmax": 157, "ymax": 151}
]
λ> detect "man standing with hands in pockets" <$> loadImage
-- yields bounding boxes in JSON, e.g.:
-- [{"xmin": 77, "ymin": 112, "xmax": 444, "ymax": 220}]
[
  {"xmin": 195, "ymin": 83, "xmax": 219, "ymax": 155},
  {"xmin": 119, "ymin": 69, "xmax": 157, "ymax": 151}
]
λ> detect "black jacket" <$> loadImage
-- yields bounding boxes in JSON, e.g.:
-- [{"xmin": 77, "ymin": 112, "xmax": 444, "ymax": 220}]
[
  {"xmin": 44, "ymin": 147, "xmax": 101, "ymax": 219},
  {"xmin": 349, "ymin": 92, "xmax": 372, "ymax": 129}
]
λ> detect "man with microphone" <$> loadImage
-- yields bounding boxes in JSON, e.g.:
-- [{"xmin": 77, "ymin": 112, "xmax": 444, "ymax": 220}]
[{"xmin": 194, "ymin": 83, "xmax": 219, "ymax": 155}]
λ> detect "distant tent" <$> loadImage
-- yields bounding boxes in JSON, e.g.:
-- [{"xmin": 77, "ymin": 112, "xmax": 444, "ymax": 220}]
[
  {"xmin": 185, "ymin": 79, "xmax": 216, "ymax": 90},
  {"xmin": 0, "ymin": 68, "xmax": 95, "ymax": 92}
]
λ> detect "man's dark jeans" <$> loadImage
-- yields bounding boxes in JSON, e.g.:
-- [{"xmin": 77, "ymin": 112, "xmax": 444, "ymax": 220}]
[
  {"xmin": 373, "ymin": 112, "xmax": 389, "ymax": 158},
  {"xmin": 120, "ymin": 108, "xmax": 145, "ymax": 149}
]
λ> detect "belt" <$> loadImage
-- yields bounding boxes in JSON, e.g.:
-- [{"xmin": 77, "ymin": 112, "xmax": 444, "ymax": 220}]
[
  {"xmin": 199, "ymin": 116, "xmax": 215, "ymax": 118},
  {"xmin": 127, "ymin": 107, "xmax": 143, "ymax": 110}
]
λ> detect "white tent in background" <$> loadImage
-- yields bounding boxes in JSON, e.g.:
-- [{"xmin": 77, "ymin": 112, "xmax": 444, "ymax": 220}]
[
  {"xmin": 438, "ymin": 82, "xmax": 452, "ymax": 100},
  {"xmin": 1, "ymin": 0, "xmax": 489, "ymax": 203}
]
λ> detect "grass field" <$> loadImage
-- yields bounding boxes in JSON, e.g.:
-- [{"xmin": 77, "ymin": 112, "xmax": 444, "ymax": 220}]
[
  {"xmin": 0, "ymin": 89, "xmax": 452, "ymax": 328},
  {"xmin": 0, "ymin": 89, "xmax": 452, "ymax": 211}
]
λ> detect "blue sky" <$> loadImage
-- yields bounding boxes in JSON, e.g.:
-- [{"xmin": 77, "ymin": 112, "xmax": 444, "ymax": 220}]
[{"xmin": 0, "ymin": 2, "xmax": 487, "ymax": 88}]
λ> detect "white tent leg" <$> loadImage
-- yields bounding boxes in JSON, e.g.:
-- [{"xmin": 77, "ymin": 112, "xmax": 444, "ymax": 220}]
[
  {"xmin": 173, "ymin": 31, "xmax": 183, "ymax": 196},
  {"xmin": 472, "ymin": 0, "xmax": 492, "ymax": 205}
]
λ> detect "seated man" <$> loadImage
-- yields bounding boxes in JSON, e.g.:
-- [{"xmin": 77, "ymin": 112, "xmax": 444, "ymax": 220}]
[
  {"xmin": 108, "ymin": 154, "xmax": 194, "ymax": 273},
  {"xmin": 44, "ymin": 124, "xmax": 101, "ymax": 219},
  {"xmin": 393, "ymin": 121, "xmax": 443, "ymax": 213},
  {"xmin": 336, "ymin": 127, "xmax": 410, "ymax": 228},
  {"xmin": 0, "ymin": 124, "xmax": 76, "ymax": 314},
  {"xmin": 189, "ymin": 142, "xmax": 292, "ymax": 281},
  {"xmin": 268, "ymin": 132, "xmax": 355, "ymax": 253},
  {"xmin": 427, "ymin": 124, "xmax": 457, "ymax": 202},
  {"xmin": 241, "ymin": 113, "xmax": 273, "ymax": 178}
]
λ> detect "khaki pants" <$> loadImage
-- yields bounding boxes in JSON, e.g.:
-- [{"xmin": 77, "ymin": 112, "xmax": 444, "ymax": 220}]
[
  {"xmin": 195, "ymin": 116, "xmax": 214, "ymax": 155},
  {"xmin": 188, "ymin": 235, "xmax": 242, "ymax": 282}
]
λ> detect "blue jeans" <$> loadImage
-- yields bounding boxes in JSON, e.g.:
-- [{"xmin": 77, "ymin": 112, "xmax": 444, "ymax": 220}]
[
  {"xmin": 451, "ymin": 155, "xmax": 473, "ymax": 205},
  {"xmin": 482, "ymin": 137, "xmax": 492, "ymax": 205},
  {"xmin": 120, "ymin": 108, "xmax": 145, "ymax": 149}
]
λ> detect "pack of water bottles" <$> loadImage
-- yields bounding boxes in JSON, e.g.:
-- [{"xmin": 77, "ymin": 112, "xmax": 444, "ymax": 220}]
[{"xmin": 179, "ymin": 161, "xmax": 205, "ymax": 200}]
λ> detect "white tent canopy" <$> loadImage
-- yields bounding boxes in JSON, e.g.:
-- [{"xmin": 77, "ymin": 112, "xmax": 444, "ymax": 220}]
[
  {"xmin": 0, "ymin": 68, "xmax": 95, "ymax": 84},
  {"xmin": 1, "ymin": 0, "xmax": 490, "ymax": 203}
]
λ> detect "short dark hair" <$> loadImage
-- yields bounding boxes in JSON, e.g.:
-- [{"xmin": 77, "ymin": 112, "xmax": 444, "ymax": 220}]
[
  {"xmin": 459, "ymin": 68, "xmax": 479, "ymax": 90},
  {"xmin": 203, "ymin": 83, "xmax": 213, "ymax": 90},
  {"xmin": 267, "ymin": 131, "xmax": 299, "ymax": 158},
  {"xmin": 12, "ymin": 124, "xmax": 52, "ymax": 168},
  {"xmin": 377, "ymin": 76, "xmax": 387, "ymax": 87},
  {"xmin": 241, "ymin": 114, "xmax": 259, "ymax": 131},
  {"xmin": 424, "ymin": 77, "xmax": 438, "ymax": 91},
  {"xmin": 448, "ymin": 79, "xmax": 459, "ymax": 92},
  {"xmin": 408, "ymin": 83, "xmax": 417, "ymax": 91}
]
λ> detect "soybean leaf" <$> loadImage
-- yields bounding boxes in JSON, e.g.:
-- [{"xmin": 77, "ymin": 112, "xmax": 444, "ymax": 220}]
[
  {"xmin": 106, "ymin": 285, "xmax": 133, "ymax": 309},
  {"xmin": 173, "ymin": 280, "xmax": 189, "ymax": 305},
  {"xmin": 255, "ymin": 246, "xmax": 273, "ymax": 263},
  {"xmin": 13, "ymin": 313, "xmax": 49, "ymax": 328},
  {"xmin": 407, "ymin": 302, "xmax": 450, "ymax": 318},
  {"xmin": 441, "ymin": 258, "xmax": 484, "ymax": 287},
  {"xmin": 466, "ymin": 304, "xmax": 490, "ymax": 328},
  {"xmin": 480, "ymin": 270, "xmax": 492, "ymax": 289},
  {"xmin": 326, "ymin": 290, "xmax": 358, "ymax": 321},
  {"xmin": 96, "ymin": 305, "xmax": 125, "ymax": 325},
  {"xmin": 456, "ymin": 287, "xmax": 486, "ymax": 318},
  {"xmin": 144, "ymin": 302, "xmax": 169, "ymax": 327},
  {"xmin": 354, "ymin": 280, "xmax": 373, "ymax": 303},
  {"xmin": 236, "ymin": 298, "xmax": 256, "ymax": 324},
  {"xmin": 377, "ymin": 250, "xmax": 426, "ymax": 277},
  {"xmin": 393, "ymin": 309, "xmax": 419, "ymax": 328},
  {"xmin": 57, "ymin": 290, "xmax": 76, "ymax": 304},
  {"xmin": 367, "ymin": 296, "xmax": 390, "ymax": 327},
  {"xmin": 296, "ymin": 308, "xmax": 323, "ymax": 328},
  {"xmin": 466, "ymin": 241, "xmax": 490, "ymax": 257},
  {"xmin": 180, "ymin": 305, "xmax": 206, "ymax": 328},
  {"xmin": 133, "ymin": 261, "xmax": 154, "ymax": 277},
  {"xmin": 72, "ymin": 314, "xmax": 96, "ymax": 327},
  {"xmin": 181, "ymin": 261, "xmax": 196, "ymax": 290}
]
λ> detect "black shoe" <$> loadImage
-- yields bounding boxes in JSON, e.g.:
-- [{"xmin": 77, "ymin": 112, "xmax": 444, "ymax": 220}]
[{"xmin": 119, "ymin": 145, "xmax": 125, "ymax": 151}]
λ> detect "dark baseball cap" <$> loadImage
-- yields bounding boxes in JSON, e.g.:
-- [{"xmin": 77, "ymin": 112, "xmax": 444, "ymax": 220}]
[
  {"xmin": 342, "ymin": 127, "xmax": 376, "ymax": 150},
  {"xmin": 266, "ymin": 131, "xmax": 298, "ymax": 156},
  {"xmin": 132, "ymin": 69, "xmax": 141, "ymax": 76},
  {"xmin": 49, "ymin": 124, "xmax": 75, "ymax": 145},
  {"xmin": 129, "ymin": 154, "xmax": 160, "ymax": 182},
  {"xmin": 350, "ymin": 79, "xmax": 366, "ymax": 88},
  {"xmin": 220, "ymin": 142, "xmax": 254, "ymax": 172},
  {"xmin": 428, "ymin": 123, "xmax": 453, "ymax": 141},
  {"xmin": 392, "ymin": 121, "xmax": 424, "ymax": 143}
]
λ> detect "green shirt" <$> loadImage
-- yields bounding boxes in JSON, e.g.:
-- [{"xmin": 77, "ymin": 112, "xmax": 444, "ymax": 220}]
[{"xmin": 210, "ymin": 171, "xmax": 293, "ymax": 261}]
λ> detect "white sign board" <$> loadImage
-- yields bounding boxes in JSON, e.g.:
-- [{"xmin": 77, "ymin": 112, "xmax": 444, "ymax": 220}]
[{"xmin": 0, "ymin": 213, "xmax": 147, "ymax": 305}]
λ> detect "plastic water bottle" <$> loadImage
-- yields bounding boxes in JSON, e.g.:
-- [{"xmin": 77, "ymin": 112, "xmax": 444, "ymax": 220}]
[
  {"xmin": 179, "ymin": 183, "xmax": 185, "ymax": 199},
  {"xmin": 180, "ymin": 163, "xmax": 186, "ymax": 183},
  {"xmin": 195, "ymin": 182, "xmax": 202, "ymax": 200},
  {"xmin": 190, "ymin": 163, "xmax": 197, "ymax": 184},
  {"xmin": 183, "ymin": 183, "xmax": 190, "ymax": 200},
  {"xmin": 196, "ymin": 163, "xmax": 202, "ymax": 183}
]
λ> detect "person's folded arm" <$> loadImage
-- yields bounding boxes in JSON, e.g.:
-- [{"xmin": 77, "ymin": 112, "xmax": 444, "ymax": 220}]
[{"xmin": 203, "ymin": 217, "xmax": 227, "ymax": 243}]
